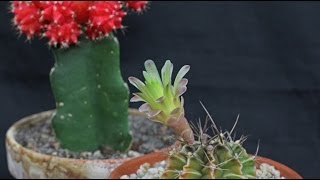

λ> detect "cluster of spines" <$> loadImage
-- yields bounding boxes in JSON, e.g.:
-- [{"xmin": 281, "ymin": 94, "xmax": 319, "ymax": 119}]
[{"xmin": 11, "ymin": 1, "xmax": 148, "ymax": 48}]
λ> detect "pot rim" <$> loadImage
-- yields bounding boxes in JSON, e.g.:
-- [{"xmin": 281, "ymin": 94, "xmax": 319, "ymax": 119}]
[
  {"xmin": 109, "ymin": 151, "xmax": 303, "ymax": 179},
  {"xmin": 5, "ymin": 108, "xmax": 147, "ymax": 163}
]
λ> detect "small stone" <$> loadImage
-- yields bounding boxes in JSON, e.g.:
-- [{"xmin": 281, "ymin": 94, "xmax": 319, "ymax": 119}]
[
  {"xmin": 40, "ymin": 134, "xmax": 49, "ymax": 139},
  {"xmin": 142, "ymin": 163, "xmax": 151, "ymax": 169},
  {"xmin": 128, "ymin": 150, "xmax": 141, "ymax": 157},
  {"xmin": 256, "ymin": 163, "xmax": 284, "ymax": 179},
  {"xmin": 120, "ymin": 175, "xmax": 129, "ymax": 179},
  {"xmin": 51, "ymin": 142, "xmax": 60, "ymax": 150},
  {"xmin": 141, "ymin": 135, "xmax": 148, "ymax": 141},
  {"xmin": 80, "ymin": 152, "xmax": 92, "ymax": 159},
  {"xmin": 148, "ymin": 168, "xmax": 158, "ymax": 174},
  {"xmin": 136, "ymin": 169, "xmax": 145, "ymax": 177},
  {"xmin": 129, "ymin": 174, "xmax": 137, "ymax": 179},
  {"xmin": 157, "ymin": 167, "xmax": 164, "ymax": 172},
  {"xmin": 160, "ymin": 160, "xmax": 166, "ymax": 166},
  {"xmin": 93, "ymin": 150, "xmax": 103, "ymax": 159}
]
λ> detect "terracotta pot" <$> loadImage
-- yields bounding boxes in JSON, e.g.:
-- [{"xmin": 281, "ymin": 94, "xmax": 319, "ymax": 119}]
[
  {"xmin": 5, "ymin": 108, "xmax": 169, "ymax": 179},
  {"xmin": 109, "ymin": 151, "xmax": 303, "ymax": 179}
]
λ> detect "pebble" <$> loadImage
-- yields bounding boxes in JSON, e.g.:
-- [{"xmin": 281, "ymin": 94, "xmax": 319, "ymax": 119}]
[
  {"xmin": 92, "ymin": 150, "xmax": 103, "ymax": 159},
  {"xmin": 121, "ymin": 175, "xmax": 129, "ymax": 179},
  {"xmin": 120, "ymin": 161, "xmax": 166, "ymax": 179},
  {"xmin": 130, "ymin": 174, "xmax": 137, "ymax": 179},
  {"xmin": 128, "ymin": 150, "xmax": 141, "ymax": 157},
  {"xmin": 256, "ymin": 163, "xmax": 285, "ymax": 179}
]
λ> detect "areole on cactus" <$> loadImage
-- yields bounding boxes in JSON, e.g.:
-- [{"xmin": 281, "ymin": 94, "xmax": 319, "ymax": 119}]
[{"xmin": 129, "ymin": 60, "xmax": 195, "ymax": 144}]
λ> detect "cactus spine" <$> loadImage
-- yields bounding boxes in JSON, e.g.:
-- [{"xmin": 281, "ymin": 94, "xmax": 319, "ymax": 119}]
[{"xmin": 50, "ymin": 35, "xmax": 132, "ymax": 152}]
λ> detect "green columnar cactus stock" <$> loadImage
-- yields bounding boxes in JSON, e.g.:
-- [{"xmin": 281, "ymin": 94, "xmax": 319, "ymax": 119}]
[
  {"xmin": 129, "ymin": 60, "xmax": 195, "ymax": 144},
  {"xmin": 50, "ymin": 35, "xmax": 132, "ymax": 152},
  {"xmin": 162, "ymin": 133, "xmax": 256, "ymax": 179}
]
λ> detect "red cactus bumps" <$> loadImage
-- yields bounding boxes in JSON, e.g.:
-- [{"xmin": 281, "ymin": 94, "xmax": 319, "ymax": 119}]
[
  {"xmin": 125, "ymin": 1, "xmax": 148, "ymax": 12},
  {"xmin": 39, "ymin": 1, "xmax": 74, "ymax": 24},
  {"xmin": 11, "ymin": 1, "xmax": 41, "ymax": 39},
  {"xmin": 38, "ymin": 2, "xmax": 81, "ymax": 47},
  {"xmin": 45, "ymin": 22, "xmax": 81, "ymax": 48},
  {"xmin": 71, "ymin": 1, "xmax": 92, "ymax": 24},
  {"xmin": 86, "ymin": 1, "xmax": 126, "ymax": 40},
  {"xmin": 11, "ymin": 1, "xmax": 148, "ymax": 48}
]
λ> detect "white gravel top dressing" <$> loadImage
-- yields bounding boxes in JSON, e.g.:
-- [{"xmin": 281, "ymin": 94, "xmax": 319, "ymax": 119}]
[{"xmin": 120, "ymin": 160, "xmax": 285, "ymax": 179}]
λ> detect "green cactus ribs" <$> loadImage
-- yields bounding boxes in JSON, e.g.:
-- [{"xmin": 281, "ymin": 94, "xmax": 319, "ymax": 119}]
[
  {"xmin": 50, "ymin": 35, "xmax": 132, "ymax": 152},
  {"xmin": 161, "ymin": 103, "xmax": 257, "ymax": 179}
]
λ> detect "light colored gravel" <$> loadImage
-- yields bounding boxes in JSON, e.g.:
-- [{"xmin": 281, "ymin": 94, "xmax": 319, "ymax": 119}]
[
  {"xmin": 120, "ymin": 161, "xmax": 166, "ymax": 179},
  {"xmin": 256, "ymin": 163, "xmax": 285, "ymax": 179},
  {"xmin": 120, "ymin": 161, "xmax": 285, "ymax": 179},
  {"xmin": 16, "ymin": 114, "xmax": 174, "ymax": 160}
]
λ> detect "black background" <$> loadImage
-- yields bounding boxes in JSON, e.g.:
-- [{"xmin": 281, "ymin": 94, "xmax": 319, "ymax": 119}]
[{"xmin": 1, "ymin": 1, "xmax": 320, "ymax": 179}]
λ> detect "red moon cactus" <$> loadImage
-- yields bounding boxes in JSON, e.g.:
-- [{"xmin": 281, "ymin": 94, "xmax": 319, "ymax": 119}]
[{"xmin": 11, "ymin": 1, "xmax": 148, "ymax": 47}]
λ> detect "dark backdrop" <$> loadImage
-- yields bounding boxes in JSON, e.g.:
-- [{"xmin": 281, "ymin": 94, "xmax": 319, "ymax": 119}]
[{"xmin": 1, "ymin": 1, "xmax": 320, "ymax": 178}]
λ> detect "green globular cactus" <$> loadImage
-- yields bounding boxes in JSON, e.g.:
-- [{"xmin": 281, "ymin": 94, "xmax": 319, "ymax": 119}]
[
  {"xmin": 162, "ymin": 137, "xmax": 256, "ymax": 179},
  {"xmin": 161, "ymin": 105, "xmax": 257, "ymax": 179},
  {"xmin": 50, "ymin": 35, "xmax": 132, "ymax": 152},
  {"xmin": 128, "ymin": 60, "xmax": 194, "ymax": 144}
]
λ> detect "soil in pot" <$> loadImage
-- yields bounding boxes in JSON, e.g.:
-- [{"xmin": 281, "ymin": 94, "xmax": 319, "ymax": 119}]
[{"xmin": 15, "ymin": 111, "xmax": 174, "ymax": 160}]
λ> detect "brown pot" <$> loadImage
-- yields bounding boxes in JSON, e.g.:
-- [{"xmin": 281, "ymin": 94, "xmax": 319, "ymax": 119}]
[
  {"xmin": 5, "ymin": 108, "xmax": 170, "ymax": 179},
  {"xmin": 109, "ymin": 151, "xmax": 303, "ymax": 179}
]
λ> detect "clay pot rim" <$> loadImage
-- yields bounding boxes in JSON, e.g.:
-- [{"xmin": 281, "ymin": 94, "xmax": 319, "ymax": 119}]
[
  {"xmin": 109, "ymin": 151, "xmax": 303, "ymax": 179},
  {"xmin": 6, "ymin": 108, "xmax": 146, "ymax": 164}
]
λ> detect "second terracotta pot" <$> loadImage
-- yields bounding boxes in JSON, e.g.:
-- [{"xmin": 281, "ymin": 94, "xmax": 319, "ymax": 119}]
[{"xmin": 109, "ymin": 151, "xmax": 303, "ymax": 179}]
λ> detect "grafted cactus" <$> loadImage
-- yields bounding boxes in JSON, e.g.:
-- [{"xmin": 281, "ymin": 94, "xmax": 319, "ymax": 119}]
[
  {"xmin": 129, "ymin": 60, "xmax": 194, "ymax": 144},
  {"xmin": 11, "ymin": 1, "xmax": 149, "ymax": 152}
]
